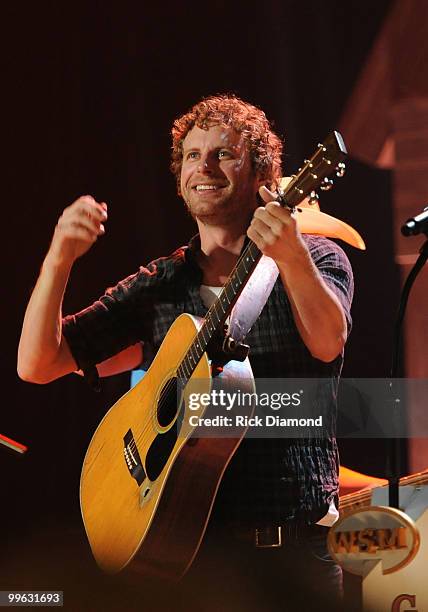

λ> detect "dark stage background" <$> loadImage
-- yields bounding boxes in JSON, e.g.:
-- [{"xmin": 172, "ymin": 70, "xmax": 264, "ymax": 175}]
[{"xmin": 2, "ymin": 1, "xmax": 399, "ymax": 609}]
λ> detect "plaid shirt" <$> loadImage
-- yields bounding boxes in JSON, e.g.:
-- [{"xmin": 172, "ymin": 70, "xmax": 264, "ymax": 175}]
[{"xmin": 63, "ymin": 234, "xmax": 353, "ymax": 526}]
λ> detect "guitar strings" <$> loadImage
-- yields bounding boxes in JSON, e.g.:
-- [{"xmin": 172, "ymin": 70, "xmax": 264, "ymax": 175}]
[
  {"xmin": 131, "ymin": 241, "xmax": 254, "ymax": 452},
  {"xmin": 130, "ymin": 285, "xmax": 231, "ymax": 450}
]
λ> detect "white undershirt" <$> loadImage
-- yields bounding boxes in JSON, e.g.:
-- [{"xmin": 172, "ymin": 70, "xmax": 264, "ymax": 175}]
[{"xmin": 200, "ymin": 284, "xmax": 338, "ymax": 527}]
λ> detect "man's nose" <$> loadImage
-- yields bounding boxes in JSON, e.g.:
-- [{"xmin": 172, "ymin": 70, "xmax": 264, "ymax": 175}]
[{"xmin": 198, "ymin": 153, "xmax": 215, "ymax": 173}]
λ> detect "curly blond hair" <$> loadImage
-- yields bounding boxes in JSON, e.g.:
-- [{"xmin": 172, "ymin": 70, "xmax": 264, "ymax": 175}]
[{"xmin": 171, "ymin": 94, "xmax": 283, "ymax": 191}]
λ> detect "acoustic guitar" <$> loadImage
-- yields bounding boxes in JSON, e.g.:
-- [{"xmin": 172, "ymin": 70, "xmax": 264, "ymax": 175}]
[{"xmin": 80, "ymin": 131, "xmax": 348, "ymax": 580}]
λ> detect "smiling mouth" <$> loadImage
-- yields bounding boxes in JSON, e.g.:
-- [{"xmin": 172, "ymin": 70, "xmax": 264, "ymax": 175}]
[{"xmin": 193, "ymin": 184, "xmax": 226, "ymax": 192}]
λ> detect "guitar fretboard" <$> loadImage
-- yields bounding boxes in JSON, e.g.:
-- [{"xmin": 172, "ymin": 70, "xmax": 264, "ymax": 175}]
[{"xmin": 176, "ymin": 240, "xmax": 262, "ymax": 382}]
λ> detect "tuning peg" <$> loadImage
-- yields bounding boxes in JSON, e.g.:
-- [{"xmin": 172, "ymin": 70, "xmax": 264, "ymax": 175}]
[
  {"xmin": 320, "ymin": 177, "xmax": 334, "ymax": 191},
  {"xmin": 308, "ymin": 191, "xmax": 319, "ymax": 205},
  {"xmin": 336, "ymin": 162, "xmax": 346, "ymax": 178}
]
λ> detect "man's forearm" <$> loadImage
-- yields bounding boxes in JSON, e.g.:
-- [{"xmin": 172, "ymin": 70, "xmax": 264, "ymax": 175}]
[
  {"xmin": 18, "ymin": 195, "xmax": 108, "ymax": 383},
  {"xmin": 17, "ymin": 255, "xmax": 77, "ymax": 383},
  {"xmin": 248, "ymin": 190, "xmax": 348, "ymax": 362},
  {"xmin": 277, "ymin": 248, "xmax": 347, "ymax": 363}
]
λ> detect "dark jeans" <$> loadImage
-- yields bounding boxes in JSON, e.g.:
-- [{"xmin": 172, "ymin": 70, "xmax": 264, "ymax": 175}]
[{"xmin": 173, "ymin": 522, "xmax": 343, "ymax": 612}]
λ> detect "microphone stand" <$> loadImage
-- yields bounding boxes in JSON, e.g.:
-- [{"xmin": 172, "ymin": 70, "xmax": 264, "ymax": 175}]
[{"xmin": 388, "ymin": 234, "xmax": 428, "ymax": 508}]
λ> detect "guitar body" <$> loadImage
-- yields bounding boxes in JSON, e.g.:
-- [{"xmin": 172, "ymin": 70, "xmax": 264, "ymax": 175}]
[{"xmin": 80, "ymin": 313, "xmax": 254, "ymax": 579}]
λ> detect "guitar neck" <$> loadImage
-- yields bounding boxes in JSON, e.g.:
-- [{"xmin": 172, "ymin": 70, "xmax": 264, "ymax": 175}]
[
  {"xmin": 176, "ymin": 239, "xmax": 262, "ymax": 382},
  {"xmin": 339, "ymin": 469, "xmax": 428, "ymax": 516}
]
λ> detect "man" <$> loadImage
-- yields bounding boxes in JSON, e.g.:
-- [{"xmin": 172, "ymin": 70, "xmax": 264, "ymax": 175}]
[{"xmin": 18, "ymin": 95, "xmax": 353, "ymax": 610}]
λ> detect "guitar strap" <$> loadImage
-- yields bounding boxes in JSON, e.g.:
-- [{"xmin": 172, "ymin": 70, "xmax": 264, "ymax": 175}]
[{"xmin": 225, "ymin": 253, "xmax": 279, "ymax": 349}]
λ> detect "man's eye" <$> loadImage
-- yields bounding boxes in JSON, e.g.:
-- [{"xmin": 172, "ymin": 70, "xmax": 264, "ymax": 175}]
[
  {"xmin": 187, "ymin": 151, "xmax": 199, "ymax": 160},
  {"xmin": 218, "ymin": 150, "xmax": 231, "ymax": 159}
]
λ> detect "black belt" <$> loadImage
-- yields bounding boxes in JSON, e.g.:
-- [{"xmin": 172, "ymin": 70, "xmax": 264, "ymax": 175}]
[{"xmin": 232, "ymin": 523, "xmax": 329, "ymax": 548}]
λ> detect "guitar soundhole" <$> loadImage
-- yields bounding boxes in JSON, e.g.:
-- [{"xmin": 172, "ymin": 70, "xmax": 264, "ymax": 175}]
[{"xmin": 157, "ymin": 377, "xmax": 180, "ymax": 428}]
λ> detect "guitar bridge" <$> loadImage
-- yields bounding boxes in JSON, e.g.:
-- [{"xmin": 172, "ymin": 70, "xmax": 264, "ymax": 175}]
[{"xmin": 123, "ymin": 429, "xmax": 146, "ymax": 486}]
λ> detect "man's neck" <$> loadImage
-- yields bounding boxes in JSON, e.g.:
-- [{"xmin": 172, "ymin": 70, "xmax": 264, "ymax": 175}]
[{"xmin": 196, "ymin": 221, "xmax": 247, "ymax": 286}]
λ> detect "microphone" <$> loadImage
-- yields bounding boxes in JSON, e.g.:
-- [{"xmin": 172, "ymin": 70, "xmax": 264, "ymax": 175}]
[{"xmin": 401, "ymin": 206, "xmax": 428, "ymax": 236}]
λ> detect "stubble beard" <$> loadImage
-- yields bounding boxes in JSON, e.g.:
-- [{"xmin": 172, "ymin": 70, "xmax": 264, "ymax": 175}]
[
  {"xmin": 183, "ymin": 188, "xmax": 257, "ymax": 228},
  {"xmin": 183, "ymin": 190, "xmax": 235, "ymax": 226}
]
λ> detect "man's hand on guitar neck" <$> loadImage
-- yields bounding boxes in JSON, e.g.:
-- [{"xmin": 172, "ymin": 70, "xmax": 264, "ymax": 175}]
[{"xmin": 248, "ymin": 185, "xmax": 307, "ymax": 266}]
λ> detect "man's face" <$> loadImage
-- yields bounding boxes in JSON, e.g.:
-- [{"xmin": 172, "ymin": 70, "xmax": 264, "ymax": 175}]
[{"xmin": 180, "ymin": 124, "xmax": 261, "ymax": 226}]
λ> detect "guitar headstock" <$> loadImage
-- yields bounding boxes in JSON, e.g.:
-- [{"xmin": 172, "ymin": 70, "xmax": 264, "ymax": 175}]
[{"xmin": 277, "ymin": 131, "xmax": 347, "ymax": 210}]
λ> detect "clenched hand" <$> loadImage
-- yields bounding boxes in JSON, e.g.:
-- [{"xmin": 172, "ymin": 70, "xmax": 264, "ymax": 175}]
[{"xmin": 49, "ymin": 195, "xmax": 108, "ymax": 266}]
